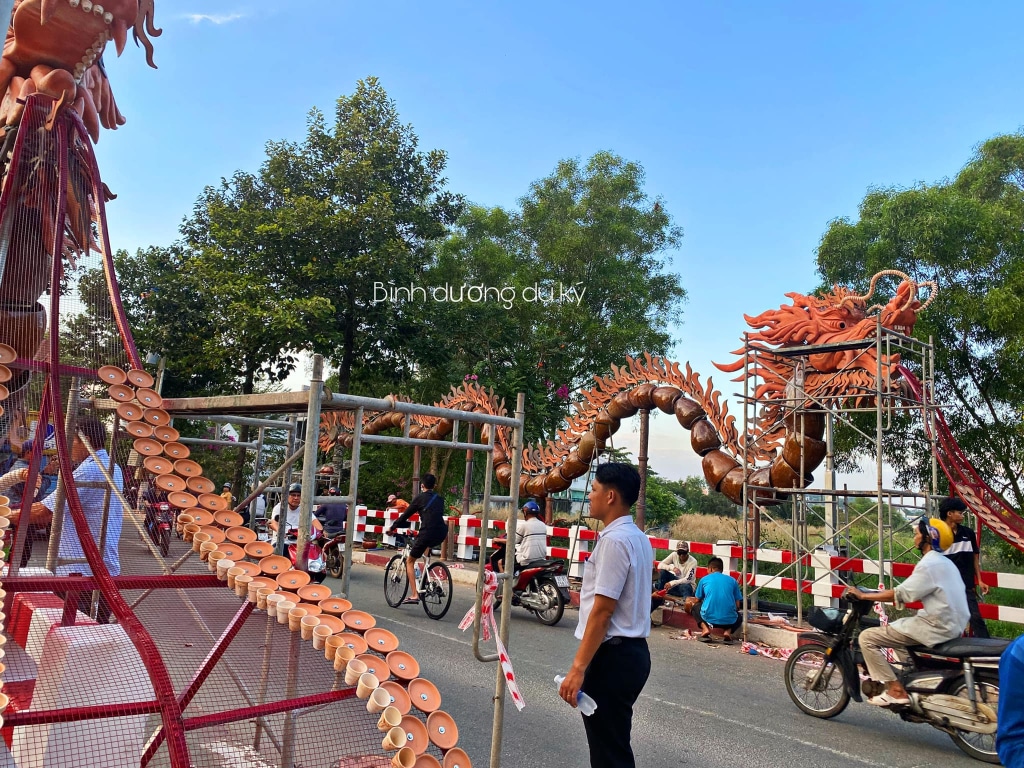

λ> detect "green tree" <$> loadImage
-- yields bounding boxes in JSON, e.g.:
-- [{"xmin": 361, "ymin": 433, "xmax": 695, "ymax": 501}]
[
  {"xmin": 816, "ymin": 133, "xmax": 1024, "ymax": 511},
  {"xmin": 419, "ymin": 152, "xmax": 687, "ymax": 442},
  {"xmin": 255, "ymin": 77, "xmax": 464, "ymax": 394},
  {"xmin": 664, "ymin": 476, "xmax": 740, "ymax": 517}
]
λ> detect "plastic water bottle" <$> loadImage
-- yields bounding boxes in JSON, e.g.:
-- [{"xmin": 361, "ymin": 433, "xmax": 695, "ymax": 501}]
[
  {"xmin": 414, "ymin": 563, "xmax": 421, "ymax": 580},
  {"xmin": 554, "ymin": 675, "xmax": 598, "ymax": 716}
]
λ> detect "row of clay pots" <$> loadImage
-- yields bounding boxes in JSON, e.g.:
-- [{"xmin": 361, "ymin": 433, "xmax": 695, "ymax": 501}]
[{"xmin": 205, "ymin": 527, "xmax": 469, "ymax": 768}]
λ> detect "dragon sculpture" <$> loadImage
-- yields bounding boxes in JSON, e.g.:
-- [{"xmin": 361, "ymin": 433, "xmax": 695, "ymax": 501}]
[{"xmin": 321, "ymin": 270, "xmax": 936, "ymax": 509}]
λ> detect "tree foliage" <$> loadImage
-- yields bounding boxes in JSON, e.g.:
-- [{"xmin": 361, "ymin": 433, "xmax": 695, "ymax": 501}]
[{"xmin": 816, "ymin": 133, "xmax": 1024, "ymax": 510}]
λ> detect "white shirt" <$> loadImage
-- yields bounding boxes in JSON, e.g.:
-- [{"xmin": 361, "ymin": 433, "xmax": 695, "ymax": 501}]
[
  {"xmin": 575, "ymin": 515, "xmax": 653, "ymax": 641},
  {"xmin": 514, "ymin": 516, "xmax": 549, "ymax": 564},
  {"xmin": 271, "ymin": 501, "xmax": 300, "ymax": 543},
  {"xmin": 253, "ymin": 495, "xmax": 267, "ymax": 518},
  {"xmin": 657, "ymin": 551, "xmax": 698, "ymax": 587},
  {"xmin": 892, "ymin": 549, "xmax": 971, "ymax": 646},
  {"xmin": 42, "ymin": 450, "xmax": 124, "ymax": 576}
]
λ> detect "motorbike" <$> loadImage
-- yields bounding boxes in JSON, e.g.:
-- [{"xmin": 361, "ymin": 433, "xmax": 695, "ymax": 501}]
[
  {"xmin": 284, "ymin": 527, "xmax": 327, "ymax": 583},
  {"xmin": 322, "ymin": 532, "xmax": 346, "ymax": 579},
  {"xmin": 784, "ymin": 596, "xmax": 1007, "ymax": 763},
  {"xmin": 144, "ymin": 499, "xmax": 174, "ymax": 557},
  {"xmin": 491, "ymin": 558, "xmax": 571, "ymax": 626}
]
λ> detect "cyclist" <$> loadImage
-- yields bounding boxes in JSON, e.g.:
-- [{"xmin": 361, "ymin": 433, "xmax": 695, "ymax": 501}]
[{"xmin": 387, "ymin": 473, "xmax": 448, "ymax": 605}]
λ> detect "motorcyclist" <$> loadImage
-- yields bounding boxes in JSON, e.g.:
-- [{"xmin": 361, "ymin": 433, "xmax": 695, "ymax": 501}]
[
  {"xmin": 489, "ymin": 499, "xmax": 547, "ymax": 573},
  {"xmin": 269, "ymin": 482, "xmax": 322, "ymax": 544},
  {"xmin": 845, "ymin": 517, "xmax": 969, "ymax": 706},
  {"xmin": 316, "ymin": 487, "xmax": 348, "ymax": 538}
]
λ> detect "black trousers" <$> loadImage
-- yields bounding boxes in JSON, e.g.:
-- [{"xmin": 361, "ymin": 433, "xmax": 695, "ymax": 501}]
[
  {"xmin": 581, "ymin": 637, "xmax": 651, "ymax": 768},
  {"xmin": 966, "ymin": 587, "xmax": 989, "ymax": 638}
]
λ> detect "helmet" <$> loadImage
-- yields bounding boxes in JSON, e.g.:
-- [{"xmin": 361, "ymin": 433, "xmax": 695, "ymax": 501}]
[
  {"xmin": 387, "ymin": 494, "xmax": 397, "ymax": 503},
  {"xmin": 522, "ymin": 500, "xmax": 541, "ymax": 515},
  {"xmin": 919, "ymin": 516, "xmax": 953, "ymax": 552},
  {"xmin": 288, "ymin": 482, "xmax": 302, "ymax": 494},
  {"xmin": 328, "ymin": 487, "xmax": 339, "ymax": 495}
]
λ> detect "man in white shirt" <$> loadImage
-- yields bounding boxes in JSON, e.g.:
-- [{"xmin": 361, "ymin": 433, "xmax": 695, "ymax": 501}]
[
  {"xmin": 559, "ymin": 463, "xmax": 653, "ymax": 768},
  {"xmin": 651, "ymin": 541, "xmax": 697, "ymax": 613},
  {"xmin": 269, "ymin": 482, "xmax": 321, "ymax": 545},
  {"xmin": 846, "ymin": 516, "xmax": 970, "ymax": 706},
  {"xmin": 489, "ymin": 499, "xmax": 548, "ymax": 572}
]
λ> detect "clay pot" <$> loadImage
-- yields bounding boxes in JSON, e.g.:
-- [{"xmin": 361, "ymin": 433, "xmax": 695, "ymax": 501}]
[
  {"xmin": 426, "ymin": 710, "xmax": 459, "ymax": 750},
  {"xmin": 781, "ymin": 433, "xmax": 828, "ymax": 473},
  {"xmin": 701, "ymin": 450, "xmax": 740, "ymax": 491},
  {"xmin": 576, "ymin": 431, "xmax": 599, "ymax": 462},
  {"xmin": 769, "ymin": 456, "xmax": 812, "ymax": 490},
  {"xmin": 365, "ymin": 627, "xmax": 400, "ymax": 653},
  {"xmin": 689, "ymin": 419, "xmax": 721, "ymax": 456},
  {"xmin": 494, "ymin": 463, "xmax": 513, "ymax": 486},
  {"xmin": 543, "ymin": 468, "xmax": 571, "ymax": 494},
  {"xmin": 344, "ymin": 658, "xmax": 368, "ymax": 686},
  {"xmin": 367, "ymin": 686, "xmax": 392, "ymax": 713},
  {"xmin": 300, "ymin": 615, "xmax": 320, "ymax": 640},
  {"xmin": 126, "ymin": 368, "xmax": 156, "ymax": 388},
  {"xmin": 783, "ymin": 409, "xmax": 826, "ymax": 440},
  {"xmin": 400, "ymin": 714, "xmax": 429, "ymax": 755},
  {"xmin": 377, "ymin": 705, "xmax": 403, "ymax": 731},
  {"xmin": 442, "ymin": 749, "xmax": 471, "ymax": 768},
  {"xmin": 97, "ymin": 365, "xmax": 127, "ymax": 385},
  {"xmin": 592, "ymin": 412, "xmax": 620, "ymax": 441},
  {"xmin": 414, "ymin": 755, "xmax": 442, "ymax": 768},
  {"xmin": 0, "ymin": 302, "xmax": 46, "ymax": 361},
  {"xmin": 382, "ymin": 726, "xmax": 406, "ymax": 751},
  {"xmin": 627, "ymin": 382, "xmax": 658, "ymax": 410},
  {"xmin": 524, "ymin": 475, "xmax": 547, "ymax": 498},
  {"xmin": 408, "ymin": 678, "xmax": 441, "ymax": 713},
  {"xmin": 386, "ymin": 650, "xmax": 420, "ymax": 681},
  {"xmin": 674, "ymin": 396, "xmax": 706, "ymax": 429},
  {"xmin": 718, "ymin": 467, "xmax": 745, "ymax": 504},
  {"xmin": 560, "ymin": 451, "xmax": 589, "ymax": 478},
  {"xmin": 342, "ymin": 609, "xmax": 376, "ymax": 632},
  {"xmin": 606, "ymin": 392, "xmax": 638, "ymax": 420},
  {"xmin": 651, "ymin": 385, "xmax": 682, "ymax": 413},
  {"xmin": 381, "ymin": 681, "xmax": 412, "ymax": 715},
  {"xmin": 312, "ymin": 624, "xmax": 332, "ymax": 650}
]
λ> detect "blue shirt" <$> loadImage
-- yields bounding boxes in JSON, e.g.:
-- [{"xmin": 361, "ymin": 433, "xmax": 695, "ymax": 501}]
[
  {"xmin": 998, "ymin": 634, "xmax": 1024, "ymax": 768},
  {"xmin": 42, "ymin": 450, "xmax": 124, "ymax": 576},
  {"xmin": 695, "ymin": 571, "xmax": 741, "ymax": 626}
]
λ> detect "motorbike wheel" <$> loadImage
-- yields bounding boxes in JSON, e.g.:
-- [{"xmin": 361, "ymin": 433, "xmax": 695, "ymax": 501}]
[
  {"xmin": 784, "ymin": 643, "xmax": 850, "ymax": 719},
  {"xmin": 421, "ymin": 562, "xmax": 453, "ymax": 620},
  {"xmin": 325, "ymin": 546, "xmax": 344, "ymax": 580},
  {"xmin": 532, "ymin": 579, "xmax": 565, "ymax": 626},
  {"xmin": 384, "ymin": 555, "xmax": 409, "ymax": 608},
  {"xmin": 947, "ymin": 679, "xmax": 1000, "ymax": 763},
  {"xmin": 158, "ymin": 527, "xmax": 170, "ymax": 558}
]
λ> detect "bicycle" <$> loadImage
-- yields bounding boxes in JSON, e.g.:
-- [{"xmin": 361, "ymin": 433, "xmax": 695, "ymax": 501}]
[{"xmin": 383, "ymin": 532, "xmax": 453, "ymax": 620}]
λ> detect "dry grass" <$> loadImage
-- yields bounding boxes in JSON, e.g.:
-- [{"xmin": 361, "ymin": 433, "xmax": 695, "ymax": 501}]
[{"xmin": 668, "ymin": 514, "xmax": 823, "ymax": 547}]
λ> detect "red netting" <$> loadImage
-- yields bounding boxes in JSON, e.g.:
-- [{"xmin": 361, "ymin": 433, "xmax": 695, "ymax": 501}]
[{"xmin": 0, "ymin": 96, "xmax": 463, "ymax": 768}]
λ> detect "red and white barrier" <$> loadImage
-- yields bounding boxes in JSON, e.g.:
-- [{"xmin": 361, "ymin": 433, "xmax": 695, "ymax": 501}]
[{"xmin": 350, "ymin": 508, "xmax": 1024, "ymax": 626}]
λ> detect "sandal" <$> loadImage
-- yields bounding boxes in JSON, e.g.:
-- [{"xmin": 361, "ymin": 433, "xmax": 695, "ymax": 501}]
[
  {"xmin": 698, "ymin": 635, "xmax": 714, "ymax": 643},
  {"xmin": 722, "ymin": 637, "xmax": 736, "ymax": 645},
  {"xmin": 402, "ymin": 596, "xmax": 420, "ymax": 605}
]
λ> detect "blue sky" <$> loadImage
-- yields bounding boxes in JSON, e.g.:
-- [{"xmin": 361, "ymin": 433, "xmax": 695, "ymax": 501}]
[{"xmin": 94, "ymin": 1, "xmax": 1024, "ymax": 482}]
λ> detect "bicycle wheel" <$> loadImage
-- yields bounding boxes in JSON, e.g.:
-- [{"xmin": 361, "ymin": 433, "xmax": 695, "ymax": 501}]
[
  {"xmin": 158, "ymin": 527, "xmax": 170, "ymax": 558},
  {"xmin": 384, "ymin": 554, "xmax": 409, "ymax": 608},
  {"xmin": 784, "ymin": 643, "xmax": 850, "ymax": 718},
  {"xmin": 421, "ymin": 562, "xmax": 453, "ymax": 620}
]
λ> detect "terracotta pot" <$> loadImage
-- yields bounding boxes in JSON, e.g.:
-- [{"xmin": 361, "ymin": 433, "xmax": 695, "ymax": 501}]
[
  {"xmin": 718, "ymin": 467, "xmax": 745, "ymax": 504},
  {"xmin": 381, "ymin": 681, "xmax": 412, "ymax": 715},
  {"xmin": 627, "ymin": 382, "xmax": 658, "ymax": 409},
  {"xmin": 333, "ymin": 645, "xmax": 356, "ymax": 672},
  {"xmin": 382, "ymin": 726, "xmax": 406, "ymax": 752},
  {"xmin": 365, "ymin": 627, "xmax": 400, "ymax": 654},
  {"xmin": 413, "ymin": 754, "xmax": 442, "ymax": 768},
  {"xmin": 312, "ymin": 624, "xmax": 332, "ymax": 650},
  {"xmin": 377, "ymin": 705, "xmax": 403, "ymax": 731},
  {"xmin": 275, "ymin": 600, "xmax": 295, "ymax": 624},
  {"xmin": 367, "ymin": 685, "xmax": 392, "ymax": 713},
  {"xmin": 300, "ymin": 614, "xmax": 320, "ymax": 640},
  {"xmin": 782, "ymin": 433, "xmax": 827, "ymax": 473},
  {"xmin": 408, "ymin": 678, "xmax": 441, "ymax": 713},
  {"xmin": 97, "ymin": 365, "xmax": 127, "ymax": 385},
  {"xmin": 651, "ymin": 385, "xmax": 682, "ymax": 413},
  {"xmin": 216, "ymin": 558, "xmax": 235, "ymax": 581},
  {"xmin": 674, "ymin": 396, "xmax": 706, "ymax": 429},
  {"xmin": 400, "ymin": 714, "xmax": 430, "ymax": 755},
  {"xmin": 126, "ymin": 368, "xmax": 156, "ymax": 388},
  {"xmin": 426, "ymin": 710, "xmax": 459, "ymax": 750},
  {"xmin": 442, "ymin": 747, "xmax": 471, "ymax": 768},
  {"xmin": 701, "ymin": 450, "xmax": 740, "ymax": 491},
  {"xmin": 0, "ymin": 302, "xmax": 46, "ymax": 361},
  {"xmin": 689, "ymin": 419, "xmax": 721, "ymax": 455},
  {"xmin": 343, "ymin": 657, "xmax": 367, "ymax": 685},
  {"xmin": 387, "ymin": 650, "xmax": 420, "ymax": 681}
]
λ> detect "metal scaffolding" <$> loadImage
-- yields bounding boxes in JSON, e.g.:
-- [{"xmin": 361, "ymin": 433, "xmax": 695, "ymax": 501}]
[{"xmin": 739, "ymin": 321, "xmax": 940, "ymax": 631}]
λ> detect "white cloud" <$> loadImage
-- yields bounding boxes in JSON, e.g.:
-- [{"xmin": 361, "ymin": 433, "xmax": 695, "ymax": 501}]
[{"xmin": 182, "ymin": 12, "xmax": 246, "ymax": 25}]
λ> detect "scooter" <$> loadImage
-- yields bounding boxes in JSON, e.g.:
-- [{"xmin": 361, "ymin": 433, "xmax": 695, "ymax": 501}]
[
  {"xmin": 145, "ymin": 499, "xmax": 174, "ymax": 557},
  {"xmin": 322, "ymin": 532, "xmax": 346, "ymax": 579},
  {"xmin": 492, "ymin": 558, "xmax": 571, "ymax": 626},
  {"xmin": 784, "ymin": 595, "xmax": 1007, "ymax": 763},
  {"xmin": 284, "ymin": 527, "xmax": 327, "ymax": 583}
]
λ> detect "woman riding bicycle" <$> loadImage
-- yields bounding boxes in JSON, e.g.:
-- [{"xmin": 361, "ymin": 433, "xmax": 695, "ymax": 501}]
[{"xmin": 387, "ymin": 473, "xmax": 448, "ymax": 605}]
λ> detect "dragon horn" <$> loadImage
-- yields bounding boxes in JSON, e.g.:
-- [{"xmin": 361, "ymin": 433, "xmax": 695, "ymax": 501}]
[{"xmin": 839, "ymin": 269, "xmax": 914, "ymax": 309}]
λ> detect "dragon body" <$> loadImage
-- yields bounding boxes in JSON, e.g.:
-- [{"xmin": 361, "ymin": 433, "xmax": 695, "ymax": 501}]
[{"xmin": 321, "ymin": 271, "xmax": 936, "ymax": 508}]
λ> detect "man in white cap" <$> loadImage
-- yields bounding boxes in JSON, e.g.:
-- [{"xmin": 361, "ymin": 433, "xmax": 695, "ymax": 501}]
[{"xmin": 386, "ymin": 493, "xmax": 409, "ymax": 513}]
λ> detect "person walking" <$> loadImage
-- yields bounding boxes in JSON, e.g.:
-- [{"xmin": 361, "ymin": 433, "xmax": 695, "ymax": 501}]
[
  {"xmin": 938, "ymin": 496, "xmax": 990, "ymax": 637},
  {"xmin": 559, "ymin": 462, "xmax": 653, "ymax": 768}
]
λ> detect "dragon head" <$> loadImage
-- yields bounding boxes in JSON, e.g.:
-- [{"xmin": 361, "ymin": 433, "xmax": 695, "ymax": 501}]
[{"xmin": 714, "ymin": 270, "xmax": 936, "ymax": 449}]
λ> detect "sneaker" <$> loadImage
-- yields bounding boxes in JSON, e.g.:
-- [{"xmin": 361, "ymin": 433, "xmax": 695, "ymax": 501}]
[{"xmin": 866, "ymin": 691, "xmax": 910, "ymax": 707}]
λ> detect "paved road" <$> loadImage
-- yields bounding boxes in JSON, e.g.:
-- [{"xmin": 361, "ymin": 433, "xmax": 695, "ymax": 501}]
[{"xmin": 330, "ymin": 562, "xmax": 983, "ymax": 768}]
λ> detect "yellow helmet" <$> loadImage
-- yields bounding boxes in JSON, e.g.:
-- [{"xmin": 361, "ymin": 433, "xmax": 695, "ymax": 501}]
[{"xmin": 919, "ymin": 517, "xmax": 954, "ymax": 552}]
